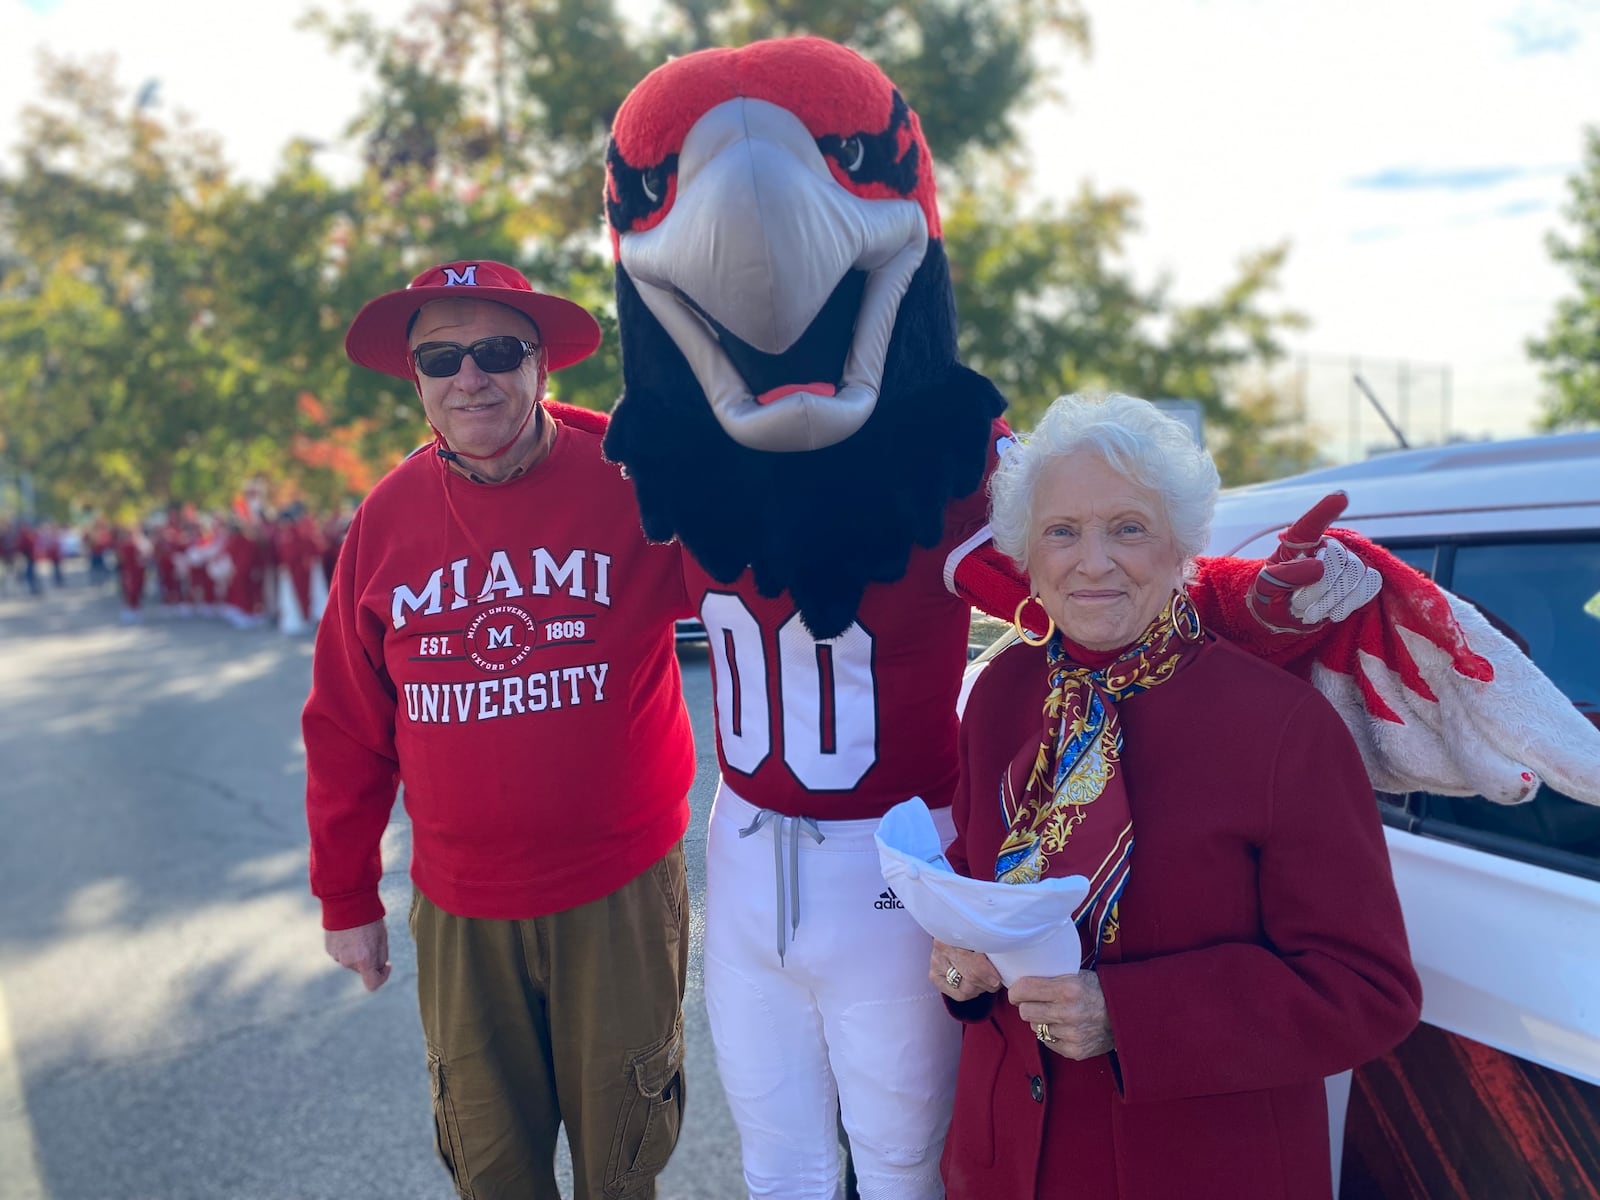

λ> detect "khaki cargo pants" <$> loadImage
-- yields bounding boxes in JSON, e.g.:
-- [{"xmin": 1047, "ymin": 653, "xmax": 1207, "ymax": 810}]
[{"xmin": 411, "ymin": 843, "xmax": 689, "ymax": 1200}]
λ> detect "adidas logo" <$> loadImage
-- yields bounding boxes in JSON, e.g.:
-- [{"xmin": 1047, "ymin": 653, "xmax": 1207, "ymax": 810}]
[{"xmin": 875, "ymin": 887, "xmax": 905, "ymax": 911}]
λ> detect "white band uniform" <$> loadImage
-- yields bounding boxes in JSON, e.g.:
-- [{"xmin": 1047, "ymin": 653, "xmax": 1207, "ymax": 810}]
[{"xmin": 704, "ymin": 780, "xmax": 961, "ymax": 1199}]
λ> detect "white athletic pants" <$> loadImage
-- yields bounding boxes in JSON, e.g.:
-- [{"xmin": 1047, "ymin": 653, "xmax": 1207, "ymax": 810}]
[{"xmin": 704, "ymin": 781, "xmax": 961, "ymax": 1200}]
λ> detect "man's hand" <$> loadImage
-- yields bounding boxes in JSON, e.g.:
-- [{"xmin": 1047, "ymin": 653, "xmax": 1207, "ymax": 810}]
[
  {"xmin": 1249, "ymin": 492, "xmax": 1382, "ymax": 634},
  {"xmin": 325, "ymin": 919, "xmax": 391, "ymax": 992},
  {"xmin": 930, "ymin": 939, "xmax": 1003, "ymax": 1003},
  {"xmin": 1008, "ymin": 972, "xmax": 1114, "ymax": 1061}
]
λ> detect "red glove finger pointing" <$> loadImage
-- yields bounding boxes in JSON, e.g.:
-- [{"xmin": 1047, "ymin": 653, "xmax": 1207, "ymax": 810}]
[
  {"xmin": 1255, "ymin": 555, "xmax": 1326, "ymax": 592},
  {"xmin": 1250, "ymin": 555, "xmax": 1325, "ymax": 625},
  {"xmin": 1270, "ymin": 491, "xmax": 1349, "ymax": 562}
]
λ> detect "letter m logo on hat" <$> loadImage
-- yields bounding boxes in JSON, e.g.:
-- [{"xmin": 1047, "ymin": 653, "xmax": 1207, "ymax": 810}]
[{"xmin": 443, "ymin": 264, "xmax": 479, "ymax": 286}]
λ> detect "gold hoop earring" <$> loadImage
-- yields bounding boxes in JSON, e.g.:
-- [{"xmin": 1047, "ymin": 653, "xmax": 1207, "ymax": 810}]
[
  {"xmin": 1169, "ymin": 589, "xmax": 1202, "ymax": 642},
  {"xmin": 1013, "ymin": 595, "xmax": 1055, "ymax": 647}
]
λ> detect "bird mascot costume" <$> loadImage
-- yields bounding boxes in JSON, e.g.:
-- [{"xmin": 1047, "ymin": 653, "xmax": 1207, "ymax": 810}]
[{"xmin": 595, "ymin": 36, "xmax": 1600, "ymax": 1198}]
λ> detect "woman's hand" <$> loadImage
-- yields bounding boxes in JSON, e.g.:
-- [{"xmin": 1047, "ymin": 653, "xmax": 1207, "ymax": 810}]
[
  {"xmin": 930, "ymin": 940, "xmax": 1002, "ymax": 1003},
  {"xmin": 1008, "ymin": 971, "xmax": 1114, "ymax": 1060}
]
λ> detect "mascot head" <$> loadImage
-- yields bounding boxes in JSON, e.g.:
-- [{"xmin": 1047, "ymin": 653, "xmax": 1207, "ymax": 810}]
[{"xmin": 603, "ymin": 36, "xmax": 1005, "ymax": 637}]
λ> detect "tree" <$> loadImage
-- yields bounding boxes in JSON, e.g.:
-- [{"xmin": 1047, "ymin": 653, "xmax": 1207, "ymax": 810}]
[
  {"xmin": 0, "ymin": 55, "xmax": 235, "ymax": 515},
  {"xmin": 943, "ymin": 176, "xmax": 1311, "ymax": 481},
  {"xmin": 1, "ymin": 1, "xmax": 1316, "ymax": 515},
  {"xmin": 309, "ymin": 0, "xmax": 1304, "ymax": 482},
  {"xmin": 300, "ymin": 0, "xmax": 1094, "ymax": 417},
  {"xmin": 1530, "ymin": 126, "xmax": 1600, "ymax": 429},
  {"xmin": 0, "ymin": 57, "xmax": 384, "ymax": 516}
]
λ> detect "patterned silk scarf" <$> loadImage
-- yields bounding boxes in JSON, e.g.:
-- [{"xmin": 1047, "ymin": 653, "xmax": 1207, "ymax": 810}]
[{"xmin": 995, "ymin": 590, "xmax": 1204, "ymax": 968}]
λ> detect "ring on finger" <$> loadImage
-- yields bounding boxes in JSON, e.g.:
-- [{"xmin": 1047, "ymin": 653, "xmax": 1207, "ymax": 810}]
[
  {"xmin": 944, "ymin": 965, "xmax": 963, "ymax": 989},
  {"xmin": 1034, "ymin": 1022, "xmax": 1058, "ymax": 1044}
]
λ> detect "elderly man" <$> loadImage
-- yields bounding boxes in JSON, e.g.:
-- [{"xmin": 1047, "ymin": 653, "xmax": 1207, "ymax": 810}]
[{"xmin": 303, "ymin": 261, "xmax": 695, "ymax": 1200}]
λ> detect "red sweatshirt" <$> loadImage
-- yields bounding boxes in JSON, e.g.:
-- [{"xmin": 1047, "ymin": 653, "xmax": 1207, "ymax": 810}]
[{"xmin": 303, "ymin": 416, "xmax": 695, "ymax": 929}]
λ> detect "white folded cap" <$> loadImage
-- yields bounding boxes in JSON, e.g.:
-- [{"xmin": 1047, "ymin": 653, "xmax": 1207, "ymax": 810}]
[{"xmin": 875, "ymin": 798, "xmax": 1088, "ymax": 986}]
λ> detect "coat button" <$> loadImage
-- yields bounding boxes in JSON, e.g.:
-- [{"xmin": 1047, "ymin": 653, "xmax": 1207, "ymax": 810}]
[{"xmin": 1030, "ymin": 1074, "xmax": 1045, "ymax": 1103}]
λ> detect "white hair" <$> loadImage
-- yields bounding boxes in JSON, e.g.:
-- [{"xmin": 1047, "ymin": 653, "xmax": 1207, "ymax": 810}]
[{"xmin": 989, "ymin": 393, "xmax": 1221, "ymax": 576}]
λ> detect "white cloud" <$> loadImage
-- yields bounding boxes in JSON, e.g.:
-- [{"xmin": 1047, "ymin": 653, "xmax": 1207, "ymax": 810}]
[{"xmin": 4, "ymin": 0, "xmax": 1597, "ymax": 447}]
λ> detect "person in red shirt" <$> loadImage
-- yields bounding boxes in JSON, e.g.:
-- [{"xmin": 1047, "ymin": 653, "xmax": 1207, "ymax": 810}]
[
  {"xmin": 222, "ymin": 518, "xmax": 267, "ymax": 627},
  {"xmin": 320, "ymin": 507, "xmax": 349, "ymax": 588},
  {"xmin": 271, "ymin": 507, "xmax": 317, "ymax": 631},
  {"xmin": 295, "ymin": 510, "xmax": 329, "ymax": 622},
  {"xmin": 304, "ymin": 261, "xmax": 694, "ymax": 1200},
  {"xmin": 932, "ymin": 395, "xmax": 1420, "ymax": 1198},
  {"xmin": 187, "ymin": 516, "xmax": 224, "ymax": 616},
  {"xmin": 15, "ymin": 521, "xmax": 41, "ymax": 595},
  {"xmin": 115, "ymin": 525, "xmax": 149, "ymax": 622},
  {"xmin": 154, "ymin": 512, "xmax": 190, "ymax": 613},
  {"xmin": 86, "ymin": 517, "xmax": 113, "ymax": 586}
]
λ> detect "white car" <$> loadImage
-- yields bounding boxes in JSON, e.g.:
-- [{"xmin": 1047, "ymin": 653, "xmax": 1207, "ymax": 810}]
[
  {"xmin": 965, "ymin": 430, "xmax": 1600, "ymax": 1196},
  {"xmin": 1211, "ymin": 431, "xmax": 1600, "ymax": 1197}
]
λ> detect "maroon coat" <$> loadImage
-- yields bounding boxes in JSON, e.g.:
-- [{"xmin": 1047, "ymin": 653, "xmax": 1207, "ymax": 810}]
[{"xmin": 942, "ymin": 634, "xmax": 1422, "ymax": 1200}]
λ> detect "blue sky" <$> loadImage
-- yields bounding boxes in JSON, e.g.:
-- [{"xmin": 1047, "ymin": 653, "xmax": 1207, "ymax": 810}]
[{"xmin": 4, "ymin": 0, "xmax": 1599, "ymax": 449}]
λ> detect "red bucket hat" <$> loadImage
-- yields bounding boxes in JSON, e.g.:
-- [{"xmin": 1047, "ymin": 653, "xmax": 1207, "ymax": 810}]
[{"xmin": 344, "ymin": 260, "xmax": 602, "ymax": 380}]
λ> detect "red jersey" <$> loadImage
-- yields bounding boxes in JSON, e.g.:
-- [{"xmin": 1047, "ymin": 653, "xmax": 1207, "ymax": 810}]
[
  {"xmin": 224, "ymin": 529, "xmax": 266, "ymax": 615},
  {"xmin": 116, "ymin": 534, "xmax": 147, "ymax": 609},
  {"xmin": 685, "ymin": 422, "xmax": 1006, "ymax": 821},
  {"xmin": 303, "ymin": 417, "xmax": 696, "ymax": 929}
]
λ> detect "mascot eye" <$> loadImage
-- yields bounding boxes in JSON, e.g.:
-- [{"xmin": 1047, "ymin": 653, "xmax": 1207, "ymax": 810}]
[
  {"xmin": 838, "ymin": 135, "xmax": 866, "ymax": 174},
  {"xmin": 641, "ymin": 167, "xmax": 666, "ymax": 203}
]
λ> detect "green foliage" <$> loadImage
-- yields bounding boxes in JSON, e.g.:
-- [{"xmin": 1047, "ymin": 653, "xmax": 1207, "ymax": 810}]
[
  {"xmin": 1530, "ymin": 127, "xmax": 1600, "ymax": 430},
  {"xmin": 0, "ymin": 0, "xmax": 1312, "ymax": 515},
  {"xmin": 945, "ymin": 177, "xmax": 1310, "ymax": 481}
]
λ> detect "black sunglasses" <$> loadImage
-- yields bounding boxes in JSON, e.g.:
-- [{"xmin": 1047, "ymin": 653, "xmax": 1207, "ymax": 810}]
[{"xmin": 412, "ymin": 336, "xmax": 540, "ymax": 378}]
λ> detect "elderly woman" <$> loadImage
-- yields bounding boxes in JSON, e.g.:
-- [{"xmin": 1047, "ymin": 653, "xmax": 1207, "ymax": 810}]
[{"xmin": 930, "ymin": 393, "xmax": 1422, "ymax": 1199}]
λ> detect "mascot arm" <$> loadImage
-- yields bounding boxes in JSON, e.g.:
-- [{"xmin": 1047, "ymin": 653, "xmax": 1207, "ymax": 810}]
[
  {"xmin": 546, "ymin": 401, "xmax": 610, "ymax": 436},
  {"xmin": 947, "ymin": 491, "xmax": 1378, "ymax": 646},
  {"xmin": 1193, "ymin": 510, "xmax": 1600, "ymax": 808},
  {"xmin": 946, "ymin": 527, "xmax": 1027, "ymax": 625},
  {"xmin": 954, "ymin": 488, "xmax": 1600, "ymax": 807}
]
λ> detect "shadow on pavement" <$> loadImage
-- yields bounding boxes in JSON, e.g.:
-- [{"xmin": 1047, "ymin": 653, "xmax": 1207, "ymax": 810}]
[{"xmin": 0, "ymin": 570, "xmax": 741, "ymax": 1199}]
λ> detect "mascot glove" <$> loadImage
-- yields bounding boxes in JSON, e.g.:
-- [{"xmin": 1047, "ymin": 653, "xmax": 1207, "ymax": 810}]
[
  {"xmin": 1289, "ymin": 540, "xmax": 1383, "ymax": 625},
  {"xmin": 1249, "ymin": 492, "xmax": 1381, "ymax": 633}
]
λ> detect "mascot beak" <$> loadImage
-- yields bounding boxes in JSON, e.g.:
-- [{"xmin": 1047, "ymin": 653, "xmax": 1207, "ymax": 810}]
[{"xmin": 620, "ymin": 97, "xmax": 929, "ymax": 453}]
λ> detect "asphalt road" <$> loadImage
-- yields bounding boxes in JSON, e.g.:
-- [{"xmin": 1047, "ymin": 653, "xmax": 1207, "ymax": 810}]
[{"xmin": 0, "ymin": 566, "xmax": 744, "ymax": 1200}]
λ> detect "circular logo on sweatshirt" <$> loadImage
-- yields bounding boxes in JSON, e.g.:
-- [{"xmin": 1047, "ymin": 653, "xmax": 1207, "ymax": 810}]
[{"xmin": 464, "ymin": 605, "xmax": 537, "ymax": 672}]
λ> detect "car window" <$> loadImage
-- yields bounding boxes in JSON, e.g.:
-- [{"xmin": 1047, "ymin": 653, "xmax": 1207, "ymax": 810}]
[
  {"xmin": 967, "ymin": 610, "xmax": 1013, "ymax": 661},
  {"xmin": 1449, "ymin": 540, "xmax": 1600, "ymax": 711},
  {"xmin": 1412, "ymin": 538, "xmax": 1600, "ymax": 876},
  {"xmin": 1381, "ymin": 544, "xmax": 1437, "ymax": 578}
]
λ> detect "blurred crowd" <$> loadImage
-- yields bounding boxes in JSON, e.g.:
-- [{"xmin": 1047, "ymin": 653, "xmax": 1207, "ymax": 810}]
[{"xmin": 0, "ymin": 504, "xmax": 351, "ymax": 634}]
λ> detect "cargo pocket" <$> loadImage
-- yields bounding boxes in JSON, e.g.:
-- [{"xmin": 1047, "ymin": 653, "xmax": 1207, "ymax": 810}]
[
  {"xmin": 605, "ymin": 1018, "xmax": 686, "ymax": 1198},
  {"xmin": 427, "ymin": 1049, "xmax": 476, "ymax": 1200}
]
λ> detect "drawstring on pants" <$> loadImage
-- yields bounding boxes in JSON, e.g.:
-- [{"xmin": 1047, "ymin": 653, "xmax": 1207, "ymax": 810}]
[{"xmin": 738, "ymin": 809, "xmax": 825, "ymax": 965}]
